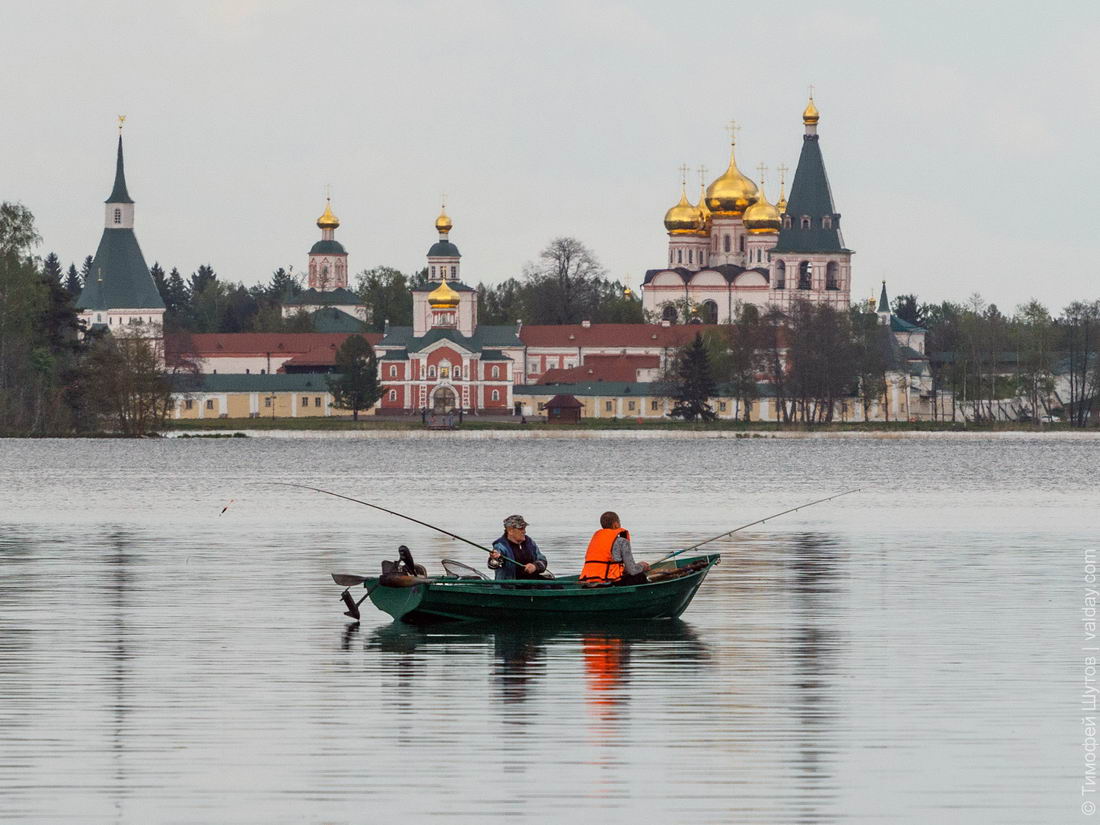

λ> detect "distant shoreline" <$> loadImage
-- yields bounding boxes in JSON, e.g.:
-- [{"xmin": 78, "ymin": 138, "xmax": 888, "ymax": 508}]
[{"xmin": 161, "ymin": 428, "xmax": 1100, "ymax": 440}]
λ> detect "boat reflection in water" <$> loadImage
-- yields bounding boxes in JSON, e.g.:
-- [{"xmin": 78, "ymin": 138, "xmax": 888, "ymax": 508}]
[{"xmin": 361, "ymin": 619, "xmax": 710, "ymax": 717}]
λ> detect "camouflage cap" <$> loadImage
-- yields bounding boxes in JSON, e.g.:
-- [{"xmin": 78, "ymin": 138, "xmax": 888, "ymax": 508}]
[{"xmin": 503, "ymin": 514, "xmax": 529, "ymax": 529}]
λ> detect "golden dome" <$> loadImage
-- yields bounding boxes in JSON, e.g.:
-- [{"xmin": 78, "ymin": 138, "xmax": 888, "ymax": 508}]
[
  {"xmin": 742, "ymin": 182, "xmax": 781, "ymax": 234},
  {"xmin": 706, "ymin": 145, "xmax": 758, "ymax": 217},
  {"xmin": 435, "ymin": 207, "xmax": 452, "ymax": 234},
  {"xmin": 663, "ymin": 188, "xmax": 701, "ymax": 235},
  {"xmin": 427, "ymin": 274, "xmax": 460, "ymax": 309},
  {"xmin": 695, "ymin": 184, "xmax": 711, "ymax": 234},
  {"xmin": 317, "ymin": 199, "xmax": 340, "ymax": 230},
  {"xmin": 803, "ymin": 96, "xmax": 820, "ymax": 125}
]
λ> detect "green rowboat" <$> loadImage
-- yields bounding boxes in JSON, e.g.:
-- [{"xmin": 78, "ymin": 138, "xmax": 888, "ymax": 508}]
[{"xmin": 334, "ymin": 553, "xmax": 720, "ymax": 625}]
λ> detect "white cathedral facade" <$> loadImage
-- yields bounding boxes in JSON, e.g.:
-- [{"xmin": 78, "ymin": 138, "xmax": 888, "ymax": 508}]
[{"xmin": 642, "ymin": 97, "xmax": 852, "ymax": 323}]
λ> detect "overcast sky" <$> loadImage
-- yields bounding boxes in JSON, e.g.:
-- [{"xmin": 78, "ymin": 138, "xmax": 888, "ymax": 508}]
[{"xmin": 3, "ymin": 0, "xmax": 1097, "ymax": 312}]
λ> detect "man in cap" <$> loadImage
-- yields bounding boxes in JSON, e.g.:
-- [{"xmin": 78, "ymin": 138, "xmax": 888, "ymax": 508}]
[{"xmin": 488, "ymin": 515, "xmax": 549, "ymax": 580}]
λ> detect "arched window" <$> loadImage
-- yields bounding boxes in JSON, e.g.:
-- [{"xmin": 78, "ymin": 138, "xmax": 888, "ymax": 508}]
[
  {"xmin": 688, "ymin": 249, "xmax": 693, "ymax": 264},
  {"xmin": 450, "ymin": 266, "xmax": 456, "ymax": 277},
  {"xmin": 701, "ymin": 300, "xmax": 718, "ymax": 324},
  {"xmin": 429, "ymin": 365, "xmax": 437, "ymax": 378},
  {"xmin": 799, "ymin": 261, "xmax": 812, "ymax": 290},
  {"xmin": 775, "ymin": 260, "xmax": 786, "ymax": 289},
  {"xmin": 454, "ymin": 366, "xmax": 462, "ymax": 379},
  {"xmin": 783, "ymin": 215, "xmax": 792, "ymax": 229},
  {"xmin": 800, "ymin": 216, "xmax": 811, "ymax": 230},
  {"xmin": 491, "ymin": 365, "xmax": 500, "ymax": 379},
  {"xmin": 825, "ymin": 262, "xmax": 839, "ymax": 290},
  {"xmin": 723, "ymin": 235, "xmax": 731, "ymax": 253},
  {"xmin": 662, "ymin": 305, "xmax": 678, "ymax": 322},
  {"xmin": 113, "ymin": 208, "xmax": 121, "ymax": 224},
  {"xmin": 389, "ymin": 365, "xmax": 397, "ymax": 377},
  {"xmin": 431, "ymin": 266, "xmax": 436, "ymax": 277},
  {"xmin": 822, "ymin": 215, "xmax": 833, "ymax": 229},
  {"xmin": 739, "ymin": 235, "xmax": 745, "ymax": 252},
  {"xmin": 677, "ymin": 249, "xmax": 682, "ymax": 264},
  {"xmin": 388, "ymin": 389, "xmax": 397, "ymax": 401},
  {"xmin": 491, "ymin": 390, "xmax": 500, "ymax": 401},
  {"xmin": 669, "ymin": 250, "xmax": 674, "ymax": 265}
]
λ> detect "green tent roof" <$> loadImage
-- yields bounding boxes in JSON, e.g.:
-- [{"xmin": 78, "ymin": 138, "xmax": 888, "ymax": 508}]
[
  {"xmin": 76, "ymin": 227, "xmax": 163, "ymax": 311},
  {"xmin": 771, "ymin": 134, "xmax": 850, "ymax": 254}
]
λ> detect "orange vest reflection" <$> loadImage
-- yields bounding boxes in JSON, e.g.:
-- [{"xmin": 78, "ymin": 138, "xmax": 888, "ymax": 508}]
[{"xmin": 583, "ymin": 634, "xmax": 628, "ymax": 718}]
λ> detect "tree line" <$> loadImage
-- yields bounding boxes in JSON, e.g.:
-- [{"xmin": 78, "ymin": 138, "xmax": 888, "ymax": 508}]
[
  {"xmin": 660, "ymin": 296, "xmax": 1100, "ymax": 426},
  {"xmin": 1, "ymin": 203, "xmax": 183, "ymax": 435},
  {"xmin": 896, "ymin": 292, "xmax": 1099, "ymax": 425},
  {"xmin": 48, "ymin": 236, "xmax": 643, "ymax": 335},
  {"xmin": 660, "ymin": 302, "xmax": 896, "ymax": 424}
]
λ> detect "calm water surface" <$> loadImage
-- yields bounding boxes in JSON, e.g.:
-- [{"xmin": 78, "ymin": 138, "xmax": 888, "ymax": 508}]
[{"xmin": 0, "ymin": 436, "xmax": 1095, "ymax": 824}]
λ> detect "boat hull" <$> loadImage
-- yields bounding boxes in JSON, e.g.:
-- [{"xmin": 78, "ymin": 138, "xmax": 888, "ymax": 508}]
[{"xmin": 358, "ymin": 554, "xmax": 719, "ymax": 625}]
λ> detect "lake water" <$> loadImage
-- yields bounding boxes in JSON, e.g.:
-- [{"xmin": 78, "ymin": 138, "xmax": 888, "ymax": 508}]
[{"xmin": 0, "ymin": 435, "xmax": 1095, "ymax": 824}]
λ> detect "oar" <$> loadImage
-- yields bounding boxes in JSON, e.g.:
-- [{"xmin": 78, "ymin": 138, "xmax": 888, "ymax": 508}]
[
  {"xmin": 654, "ymin": 488, "xmax": 861, "ymax": 564},
  {"xmin": 273, "ymin": 482, "xmax": 533, "ymax": 572},
  {"xmin": 333, "ymin": 573, "xmax": 368, "ymax": 587}
]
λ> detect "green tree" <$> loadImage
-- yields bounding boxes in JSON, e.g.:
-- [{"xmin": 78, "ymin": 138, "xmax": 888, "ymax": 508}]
[
  {"xmin": 83, "ymin": 330, "xmax": 173, "ymax": 435},
  {"xmin": 892, "ymin": 294, "xmax": 925, "ymax": 326},
  {"xmin": 327, "ymin": 335, "xmax": 382, "ymax": 420},
  {"xmin": 477, "ymin": 278, "xmax": 525, "ymax": 325},
  {"xmin": 851, "ymin": 307, "xmax": 890, "ymax": 421},
  {"xmin": 64, "ymin": 264, "xmax": 82, "ymax": 297},
  {"xmin": 0, "ymin": 203, "xmax": 40, "ymax": 256},
  {"xmin": 665, "ymin": 333, "xmax": 717, "ymax": 421},
  {"xmin": 79, "ymin": 255, "xmax": 94, "ymax": 287},
  {"xmin": 43, "ymin": 252, "xmax": 63, "ymax": 285},
  {"xmin": 0, "ymin": 203, "xmax": 85, "ymax": 434},
  {"xmin": 721, "ymin": 304, "xmax": 762, "ymax": 421},
  {"xmin": 1014, "ymin": 300, "xmax": 1056, "ymax": 421},
  {"xmin": 355, "ymin": 266, "xmax": 414, "ymax": 331},
  {"xmin": 1059, "ymin": 300, "xmax": 1100, "ymax": 427},
  {"xmin": 162, "ymin": 267, "xmax": 190, "ymax": 328}
]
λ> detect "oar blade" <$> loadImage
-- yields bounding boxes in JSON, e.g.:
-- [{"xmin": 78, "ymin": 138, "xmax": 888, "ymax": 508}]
[{"xmin": 332, "ymin": 573, "xmax": 368, "ymax": 587}]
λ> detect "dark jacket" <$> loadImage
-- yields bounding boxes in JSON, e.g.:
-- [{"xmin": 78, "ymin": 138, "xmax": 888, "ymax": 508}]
[{"xmin": 489, "ymin": 534, "xmax": 548, "ymax": 580}]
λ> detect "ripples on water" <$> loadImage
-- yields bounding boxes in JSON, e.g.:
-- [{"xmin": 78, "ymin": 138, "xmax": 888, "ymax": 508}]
[{"xmin": 0, "ymin": 437, "xmax": 1095, "ymax": 823}]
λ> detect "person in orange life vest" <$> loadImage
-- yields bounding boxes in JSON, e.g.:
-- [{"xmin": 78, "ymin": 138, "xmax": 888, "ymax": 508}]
[
  {"xmin": 488, "ymin": 514, "xmax": 548, "ymax": 580},
  {"xmin": 579, "ymin": 511, "xmax": 650, "ymax": 585}
]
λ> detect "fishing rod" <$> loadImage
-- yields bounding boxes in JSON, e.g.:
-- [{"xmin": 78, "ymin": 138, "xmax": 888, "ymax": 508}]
[
  {"xmin": 655, "ymin": 488, "xmax": 861, "ymax": 563},
  {"xmin": 271, "ymin": 482, "xmax": 530, "ymax": 571}
]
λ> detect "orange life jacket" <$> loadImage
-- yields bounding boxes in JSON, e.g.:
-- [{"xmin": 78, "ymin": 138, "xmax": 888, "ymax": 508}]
[{"xmin": 580, "ymin": 528, "xmax": 628, "ymax": 581}]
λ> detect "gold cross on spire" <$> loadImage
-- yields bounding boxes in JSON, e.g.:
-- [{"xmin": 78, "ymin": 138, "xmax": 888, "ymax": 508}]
[
  {"xmin": 756, "ymin": 162, "xmax": 768, "ymax": 184},
  {"xmin": 441, "ymin": 192, "xmax": 447, "ymax": 209},
  {"xmin": 324, "ymin": 183, "xmax": 332, "ymax": 202},
  {"xmin": 697, "ymin": 164, "xmax": 708, "ymax": 187},
  {"xmin": 117, "ymin": 114, "xmax": 126, "ymax": 133},
  {"xmin": 777, "ymin": 163, "xmax": 790, "ymax": 186},
  {"xmin": 726, "ymin": 119, "xmax": 741, "ymax": 145},
  {"xmin": 808, "ymin": 83, "xmax": 815, "ymax": 100},
  {"xmin": 678, "ymin": 163, "xmax": 690, "ymax": 187}
]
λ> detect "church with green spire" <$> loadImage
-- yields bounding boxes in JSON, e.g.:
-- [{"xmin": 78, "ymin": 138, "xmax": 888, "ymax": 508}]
[
  {"xmin": 77, "ymin": 127, "xmax": 165, "ymax": 335},
  {"xmin": 641, "ymin": 94, "xmax": 853, "ymax": 322}
]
